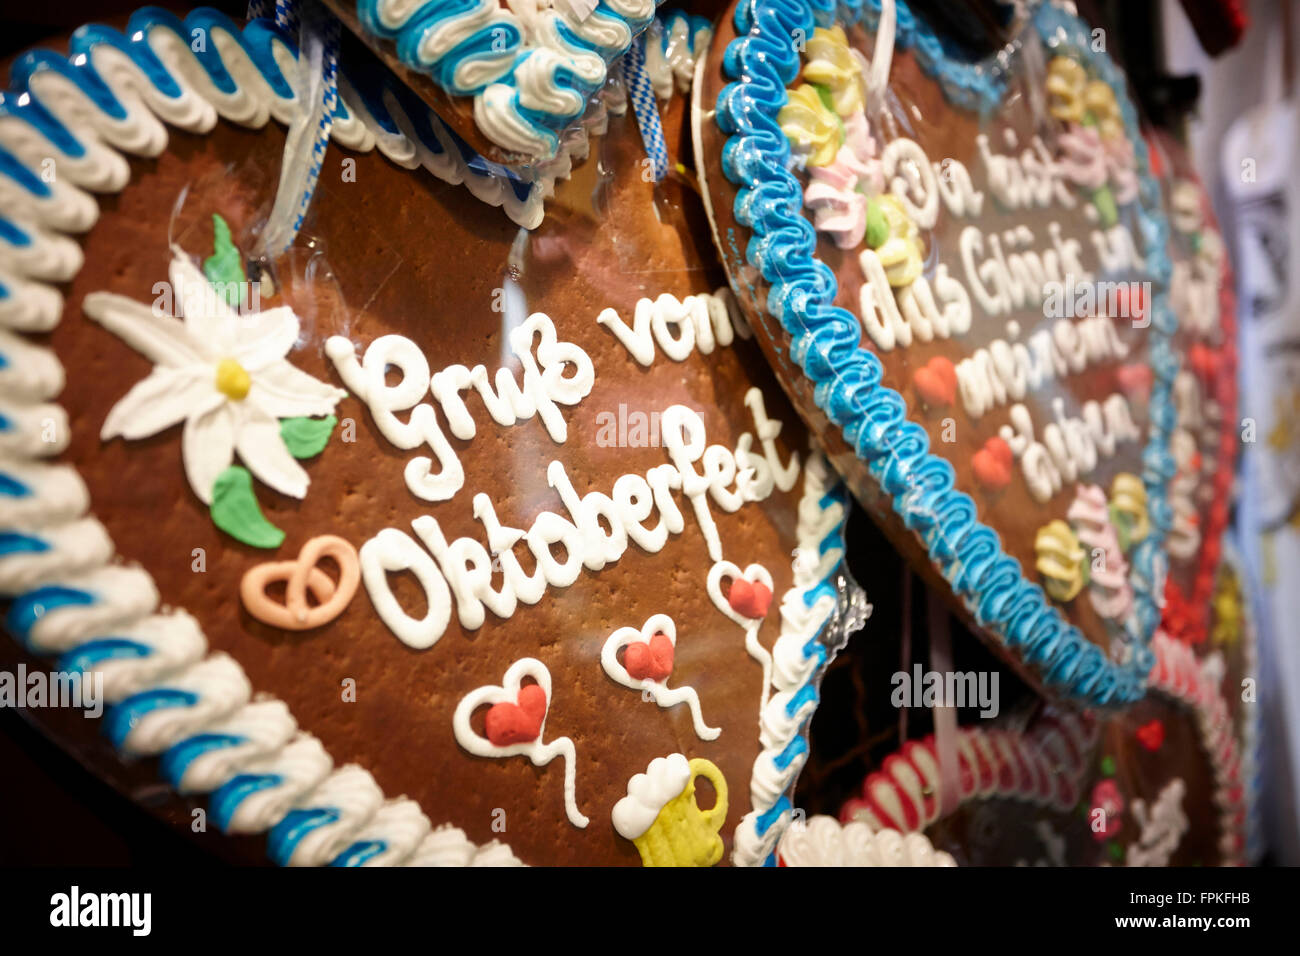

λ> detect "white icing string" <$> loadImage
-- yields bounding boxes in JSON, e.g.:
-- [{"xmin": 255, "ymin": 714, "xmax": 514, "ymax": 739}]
[{"xmin": 706, "ymin": 561, "xmax": 776, "ymax": 711}]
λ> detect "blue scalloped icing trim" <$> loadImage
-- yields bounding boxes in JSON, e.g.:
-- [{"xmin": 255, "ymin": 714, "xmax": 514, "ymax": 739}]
[
  {"xmin": 714, "ymin": 0, "xmax": 1179, "ymax": 706},
  {"xmin": 0, "ymin": 7, "xmax": 538, "ymax": 238}
]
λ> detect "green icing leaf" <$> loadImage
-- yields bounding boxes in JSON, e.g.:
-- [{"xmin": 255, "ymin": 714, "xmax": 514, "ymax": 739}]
[
  {"xmin": 280, "ymin": 415, "xmax": 336, "ymax": 459},
  {"xmin": 203, "ymin": 214, "xmax": 246, "ymax": 308},
  {"xmin": 864, "ymin": 198, "xmax": 889, "ymax": 249},
  {"xmin": 211, "ymin": 465, "xmax": 284, "ymax": 549},
  {"xmin": 1107, "ymin": 841, "xmax": 1123, "ymax": 862},
  {"xmin": 1091, "ymin": 184, "xmax": 1118, "ymax": 228},
  {"xmin": 1100, "ymin": 755, "xmax": 1116, "ymax": 777},
  {"xmin": 1109, "ymin": 502, "xmax": 1133, "ymax": 553}
]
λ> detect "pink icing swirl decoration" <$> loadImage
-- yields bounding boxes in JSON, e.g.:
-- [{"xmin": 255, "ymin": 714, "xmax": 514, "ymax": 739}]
[
  {"xmin": 839, "ymin": 710, "xmax": 1098, "ymax": 833},
  {"xmin": 1068, "ymin": 483, "xmax": 1134, "ymax": 623},
  {"xmin": 1146, "ymin": 631, "xmax": 1247, "ymax": 864},
  {"xmin": 803, "ymin": 113, "xmax": 885, "ymax": 250}
]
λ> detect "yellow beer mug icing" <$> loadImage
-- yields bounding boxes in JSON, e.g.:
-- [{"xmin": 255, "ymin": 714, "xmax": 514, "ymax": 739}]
[{"xmin": 612, "ymin": 754, "xmax": 728, "ymax": 867}]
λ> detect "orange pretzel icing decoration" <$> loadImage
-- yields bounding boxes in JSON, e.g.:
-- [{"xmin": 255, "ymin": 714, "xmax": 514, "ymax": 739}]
[{"xmin": 240, "ymin": 535, "xmax": 360, "ymax": 630}]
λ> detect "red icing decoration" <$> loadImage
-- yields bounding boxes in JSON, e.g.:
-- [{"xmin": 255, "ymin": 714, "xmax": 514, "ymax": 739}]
[
  {"xmin": 1136, "ymin": 720, "xmax": 1165, "ymax": 751},
  {"xmin": 484, "ymin": 684, "xmax": 547, "ymax": 746},
  {"xmin": 913, "ymin": 356, "xmax": 957, "ymax": 408},
  {"xmin": 624, "ymin": 631, "xmax": 675, "ymax": 682},
  {"xmin": 728, "ymin": 576, "xmax": 773, "ymax": 619},
  {"xmin": 1116, "ymin": 363, "xmax": 1153, "ymax": 401},
  {"xmin": 1156, "ymin": 148, "xmax": 1240, "ymax": 649},
  {"xmin": 1188, "ymin": 343, "xmax": 1219, "ymax": 382},
  {"xmin": 1090, "ymin": 779, "xmax": 1124, "ymax": 842},
  {"xmin": 972, "ymin": 436, "xmax": 1013, "ymax": 492}
]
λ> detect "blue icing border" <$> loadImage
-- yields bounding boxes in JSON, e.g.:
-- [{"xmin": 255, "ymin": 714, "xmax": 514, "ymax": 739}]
[
  {"xmin": 0, "ymin": 7, "xmax": 538, "ymax": 226},
  {"xmin": 714, "ymin": 0, "xmax": 1178, "ymax": 706}
]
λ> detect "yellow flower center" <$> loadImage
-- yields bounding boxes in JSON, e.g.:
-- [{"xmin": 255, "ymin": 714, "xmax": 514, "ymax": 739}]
[{"xmin": 215, "ymin": 358, "xmax": 251, "ymax": 401}]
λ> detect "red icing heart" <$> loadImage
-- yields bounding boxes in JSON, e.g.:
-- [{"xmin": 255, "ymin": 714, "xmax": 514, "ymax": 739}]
[
  {"xmin": 728, "ymin": 576, "xmax": 772, "ymax": 619},
  {"xmin": 1188, "ymin": 343, "xmax": 1218, "ymax": 382},
  {"xmin": 1115, "ymin": 363, "xmax": 1153, "ymax": 401},
  {"xmin": 912, "ymin": 357, "xmax": 957, "ymax": 408},
  {"xmin": 972, "ymin": 436, "xmax": 1013, "ymax": 492},
  {"xmin": 1136, "ymin": 719, "xmax": 1165, "ymax": 751},
  {"xmin": 484, "ymin": 684, "xmax": 547, "ymax": 746},
  {"xmin": 624, "ymin": 631, "xmax": 675, "ymax": 682}
]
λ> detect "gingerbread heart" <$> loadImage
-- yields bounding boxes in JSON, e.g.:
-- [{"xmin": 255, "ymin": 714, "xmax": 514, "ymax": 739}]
[
  {"xmin": 485, "ymin": 685, "xmax": 548, "ymax": 747},
  {"xmin": 697, "ymin": 2, "xmax": 1184, "ymax": 706},
  {"xmin": 913, "ymin": 357, "xmax": 957, "ymax": 408},
  {"xmin": 0, "ymin": 4, "xmax": 854, "ymax": 867},
  {"xmin": 624, "ymin": 632, "xmax": 675, "ymax": 683}
]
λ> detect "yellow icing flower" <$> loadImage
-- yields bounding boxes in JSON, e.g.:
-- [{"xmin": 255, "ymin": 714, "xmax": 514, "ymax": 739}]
[
  {"xmin": 1083, "ymin": 80, "xmax": 1123, "ymax": 141},
  {"xmin": 1211, "ymin": 565, "xmax": 1244, "ymax": 650},
  {"xmin": 872, "ymin": 194, "xmax": 925, "ymax": 287},
  {"xmin": 1036, "ymin": 519, "xmax": 1087, "ymax": 603},
  {"xmin": 803, "ymin": 25, "xmax": 866, "ymax": 117},
  {"xmin": 1108, "ymin": 472, "xmax": 1150, "ymax": 550},
  {"xmin": 1046, "ymin": 56, "xmax": 1087, "ymax": 124},
  {"xmin": 779, "ymin": 84, "xmax": 842, "ymax": 167}
]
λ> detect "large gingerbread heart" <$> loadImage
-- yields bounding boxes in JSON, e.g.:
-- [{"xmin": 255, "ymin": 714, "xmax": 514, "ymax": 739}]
[
  {"xmin": 696, "ymin": 0, "xmax": 1184, "ymax": 706},
  {"xmin": 0, "ymin": 6, "xmax": 862, "ymax": 867}
]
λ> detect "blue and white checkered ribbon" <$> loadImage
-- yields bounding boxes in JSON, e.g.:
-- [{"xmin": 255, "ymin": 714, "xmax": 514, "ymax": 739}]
[
  {"xmin": 249, "ymin": 0, "xmax": 339, "ymax": 257},
  {"xmin": 247, "ymin": 0, "xmax": 300, "ymax": 34},
  {"xmin": 621, "ymin": 33, "xmax": 668, "ymax": 183}
]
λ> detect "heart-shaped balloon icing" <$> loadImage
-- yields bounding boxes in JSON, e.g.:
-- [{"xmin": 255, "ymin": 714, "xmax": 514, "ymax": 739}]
[
  {"xmin": 707, "ymin": 562, "xmax": 776, "ymax": 627},
  {"xmin": 600, "ymin": 614, "xmax": 719, "ymax": 742},
  {"xmin": 697, "ymin": 0, "xmax": 1190, "ymax": 706},
  {"xmin": 453, "ymin": 658, "xmax": 555, "ymax": 757}
]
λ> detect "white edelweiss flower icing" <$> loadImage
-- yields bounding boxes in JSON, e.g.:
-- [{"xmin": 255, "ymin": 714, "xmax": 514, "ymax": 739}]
[
  {"xmin": 611, "ymin": 752, "xmax": 691, "ymax": 840},
  {"xmin": 83, "ymin": 251, "xmax": 347, "ymax": 504}
]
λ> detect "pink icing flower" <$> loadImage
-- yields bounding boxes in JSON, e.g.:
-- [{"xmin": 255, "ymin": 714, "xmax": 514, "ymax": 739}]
[
  {"xmin": 1102, "ymin": 135, "xmax": 1139, "ymax": 205},
  {"xmin": 1057, "ymin": 123, "xmax": 1107, "ymax": 192},
  {"xmin": 1090, "ymin": 779, "xmax": 1124, "ymax": 842},
  {"xmin": 803, "ymin": 112, "xmax": 884, "ymax": 249},
  {"xmin": 1068, "ymin": 484, "xmax": 1134, "ymax": 622}
]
